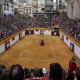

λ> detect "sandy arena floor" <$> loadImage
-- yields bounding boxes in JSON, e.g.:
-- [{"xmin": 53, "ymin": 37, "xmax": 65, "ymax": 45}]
[{"xmin": 0, "ymin": 35, "xmax": 80, "ymax": 69}]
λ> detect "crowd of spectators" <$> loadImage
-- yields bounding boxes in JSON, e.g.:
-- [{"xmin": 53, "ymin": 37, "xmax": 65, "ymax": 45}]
[
  {"xmin": 16, "ymin": 13, "xmax": 33, "ymax": 28},
  {"xmin": 0, "ymin": 13, "xmax": 52, "ymax": 40},
  {"xmin": 32, "ymin": 15, "xmax": 51, "ymax": 28},
  {"xmin": 0, "ymin": 57, "xmax": 80, "ymax": 80},
  {"xmin": 30, "ymin": 12, "xmax": 80, "ymax": 42},
  {"xmin": 0, "ymin": 11, "xmax": 80, "ymax": 42},
  {"xmin": 51, "ymin": 12, "xmax": 80, "ymax": 42},
  {"xmin": 0, "ymin": 13, "xmax": 32, "ymax": 40}
]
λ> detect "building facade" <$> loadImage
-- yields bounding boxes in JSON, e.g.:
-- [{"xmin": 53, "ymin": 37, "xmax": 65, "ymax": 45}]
[
  {"xmin": 45, "ymin": 0, "xmax": 54, "ymax": 12},
  {"xmin": 56, "ymin": 0, "xmax": 67, "ymax": 12},
  {"xmin": 13, "ymin": 0, "xmax": 33, "ymax": 16},
  {"xmin": 13, "ymin": 0, "xmax": 68, "ymax": 17},
  {"xmin": 32, "ymin": 0, "xmax": 38, "ymax": 13},
  {"xmin": 14, "ymin": 6, "xmax": 32, "ymax": 16},
  {"xmin": 0, "ymin": 0, "xmax": 14, "ymax": 15},
  {"xmin": 32, "ymin": 0, "xmax": 45, "ymax": 13},
  {"xmin": 67, "ymin": 0, "xmax": 80, "ymax": 19},
  {"xmin": 33, "ymin": 0, "xmax": 54, "ymax": 17}
]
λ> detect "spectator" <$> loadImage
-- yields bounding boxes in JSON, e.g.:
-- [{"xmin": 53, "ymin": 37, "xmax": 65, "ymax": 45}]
[
  {"xmin": 1, "ymin": 68, "xmax": 10, "ymax": 80},
  {"xmin": 9, "ymin": 64, "xmax": 24, "ymax": 80},
  {"xmin": 0, "ymin": 65, "xmax": 6, "ymax": 79},
  {"xmin": 69, "ymin": 57, "xmax": 77, "ymax": 71},
  {"xmin": 40, "ymin": 68, "xmax": 43, "ymax": 77},
  {"xmin": 49, "ymin": 63, "xmax": 62, "ymax": 80},
  {"xmin": 33, "ymin": 67, "xmax": 40, "ymax": 77},
  {"xmin": 66, "ymin": 71, "xmax": 74, "ymax": 80},
  {"xmin": 24, "ymin": 68, "xmax": 31, "ymax": 79},
  {"xmin": 76, "ymin": 67, "xmax": 80, "ymax": 80},
  {"xmin": 62, "ymin": 69, "xmax": 67, "ymax": 80}
]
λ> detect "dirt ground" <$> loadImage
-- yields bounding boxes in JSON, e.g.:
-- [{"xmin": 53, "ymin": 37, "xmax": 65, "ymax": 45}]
[{"xmin": 0, "ymin": 35, "xmax": 80, "ymax": 69}]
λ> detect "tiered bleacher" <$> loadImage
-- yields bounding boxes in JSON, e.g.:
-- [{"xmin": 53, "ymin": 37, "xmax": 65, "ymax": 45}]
[
  {"xmin": 51, "ymin": 12, "xmax": 80, "ymax": 42},
  {"xmin": 0, "ymin": 11, "xmax": 80, "ymax": 42},
  {"xmin": 29, "ymin": 12, "xmax": 80, "ymax": 42},
  {"xmin": 0, "ymin": 13, "xmax": 32, "ymax": 40},
  {"xmin": 33, "ymin": 15, "xmax": 51, "ymax": 28}
]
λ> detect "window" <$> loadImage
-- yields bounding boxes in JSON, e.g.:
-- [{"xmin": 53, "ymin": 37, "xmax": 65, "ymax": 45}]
[
  {"xmin": 29, "ymin": 9, "xmax": 31, "ymax": 14},
  {"xmin": 42, "ymin": 8, "xmax": 44, "ymax": 11}
]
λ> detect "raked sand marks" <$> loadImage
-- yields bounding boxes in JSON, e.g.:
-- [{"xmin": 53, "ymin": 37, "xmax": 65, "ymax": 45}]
[{"xmin": 0, "ymin": 35, "xmax": 80, "ymax": 69}]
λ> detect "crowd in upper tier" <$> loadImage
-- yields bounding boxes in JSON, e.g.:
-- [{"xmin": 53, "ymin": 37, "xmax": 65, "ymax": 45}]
[
  {"xmin": 51, "ymin": 12, "xmax": 80, "ymax": 42},
  {"xmin": 0, "ymin": 14, "xmax": 24, "ymax": 40},
  {"xmin": 0, "ymin": 12, "xmax": 80, "ymax": 42},
  {"xmin": 0, "ymin": 13, "xmax": 32, "ymax": 40},
  {"xmin": 32, "ymin": 15, "xmax": 51, "ymax": 28}
]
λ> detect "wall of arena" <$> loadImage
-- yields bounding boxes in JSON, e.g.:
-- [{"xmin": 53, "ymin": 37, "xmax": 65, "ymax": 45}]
[
  {"xmin": 0, "ymin": 30, "xmax": 25, "ymax": 54},
  {"xmin": 0, "ymin": 28, "xmax": 80, "ymax": 59},
  {"xmin": 60, "ymin": 30, "xmax": 80, "ymax": 59}
]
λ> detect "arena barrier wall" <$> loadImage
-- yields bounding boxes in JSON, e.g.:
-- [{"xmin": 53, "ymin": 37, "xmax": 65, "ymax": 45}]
[
  {"xmin": 44, "ymin": 30, "xmax": 51, "ymax": 35},
  {"xmin": 5, "ymin": 40, "xmax": 10, "ymax": 50},
  {"xmin": 70, "ymin": 41, "xmax": 74, "ymax": 52},
  {"xmin": 30, "ymin": 30, "xmax": 34, "ymax": 34},
  {"xmin": 0, "ymin": 28, "xmax": 80, "ymax": 59},
  {"xmin": 10, "ymin": 35, "xmax": 19, "ymax": 46},
  {"xmin": 25, "ymin": 30, "xmax": 29, "ymax": 35},
  {"xmin": 0, "ymin": 30, "xmax": 26, "ymax": 54},
  {"xmin": 60, "ymin": 30, "xmax": 80, "ymax": 59},
  {"xmin": 22, "ymin": 31, "xmax": 25, "ymax": 37},
  {"xmin": 34, "ymin": 30, "xmax": 40, "ymax": 34},
  {"xmin": 19, "ymin": 33, "xmax": 22, "ymax": 39},
  {"xmin": 0, "ymin": 43, "xmax": 6, "ymax": 54},
  {"xmin": 33, "ymin": 28, "xmax": 52, "ymax": 35}
]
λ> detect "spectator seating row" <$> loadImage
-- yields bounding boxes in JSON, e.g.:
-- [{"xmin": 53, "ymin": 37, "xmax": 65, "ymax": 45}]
[{"xmin": 0, "ymin": 62, "xmax": 79, "ymax": 80}]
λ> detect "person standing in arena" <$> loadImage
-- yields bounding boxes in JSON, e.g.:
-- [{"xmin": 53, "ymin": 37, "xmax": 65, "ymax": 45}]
[
  {"xmin": 40, "ymin": 38, "xmax": 45, "ymax": 46},
  {"xmin": 69, "ymin": 57, "xmax": 77, "ymax": 71}
]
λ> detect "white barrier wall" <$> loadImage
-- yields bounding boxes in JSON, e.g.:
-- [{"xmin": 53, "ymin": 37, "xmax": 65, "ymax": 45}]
[
  {"xmin": 34, "ymin": 30, "xmax": 40, "ymax": 34},
  {"xmin": 60, "ymin": 31, "xmax": 62, "ymax": 38},
  {"xmin": 34, "ymin": 30, "xmax": 52, "ymax": 35},
  {"xmin": 22, "ymin": 31, "xmax": 25, "ymax": 37},
  {"xmin": 10, "ymin": 35, "xmax": 19, "ymax": 46},
  {"xmin": 74, "ymin": 44, "xmax": 80, "ymax": 58},
  {"xmin": 63, "ymin": 33, "xmax": 71, "ymax": 47},
  {"xmin": 0, "ymin": 31, "xmax": 25, "ymax": 53},
  {"xmin": 60, "ymin": 31, "xmax": 71, "ymax": 47},
  {"xmin": 60, "ymin": 31, "xmax": 80, "ymax": 59},
  {"xmin": 44, "ymin": 30, "xmax": 51, "ymax": 35},
  {"xmin": 0, "ymin": 43, "xmax": 5, "ymax": 54}
]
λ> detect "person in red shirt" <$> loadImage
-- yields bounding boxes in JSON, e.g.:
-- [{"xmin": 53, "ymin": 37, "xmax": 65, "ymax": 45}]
[
  {"xmin": 40, "ymin": 38, "xmax": 45, "ymax": 46},
  {"xmin": 69, "ymin": 57, "xmax": 77, "ymax": 71}
]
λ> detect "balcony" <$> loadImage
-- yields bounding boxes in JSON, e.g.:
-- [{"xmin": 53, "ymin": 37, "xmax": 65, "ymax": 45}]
[
  {"xmin": 32, "ymin": 3, "xmax": 38, "ymax": 7},
  {"xmin": 45, "ymin": 3, "xmax": 53, "ymax": 7},
  {"xmin": 45, "ymin": 7, "xmax": 53, "ymax": 12}
]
